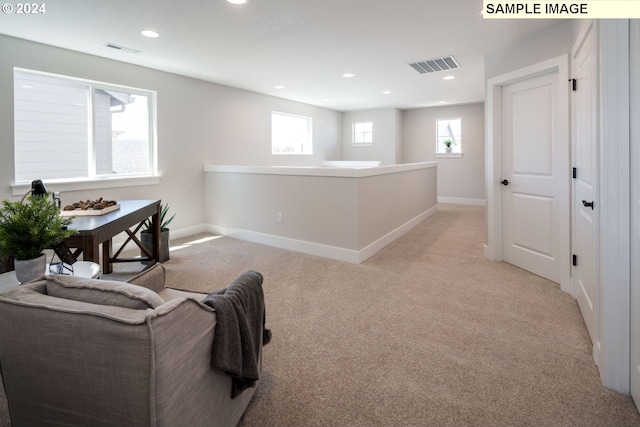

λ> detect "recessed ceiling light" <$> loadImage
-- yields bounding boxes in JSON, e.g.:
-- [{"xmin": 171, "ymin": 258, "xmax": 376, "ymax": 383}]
[
  {"xmin": 274, "ymin": 85, "xmax": 285, "ymax": 89},
  {"xmin": 438, "ymin": 101, "xmax": 447, "ymax": 104},
  {"xmin": 443, "ymin": 75, "xmax": 455, "ymax": 80},
  {"xmin": 382, "ymin": 91, "xmax": 391, "ymax": 94},
  {"xmin": 342, "ymin": 73, "xmax": 355, "ymax": 78},
  {"xmin": 141, "ymin": 30, "xmax": 160, "ymax": 38},
  {"xmin": 227, "ymin": 0, "xmax": 247, "ymax": 4}
]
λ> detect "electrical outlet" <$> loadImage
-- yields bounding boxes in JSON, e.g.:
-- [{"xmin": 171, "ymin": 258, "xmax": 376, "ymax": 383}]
[{"xmin": 277, "ymin": 212, "xmax": 284, "ymax": 223}]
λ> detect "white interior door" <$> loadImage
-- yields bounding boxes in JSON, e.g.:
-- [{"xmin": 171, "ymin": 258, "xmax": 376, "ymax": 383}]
[
  {"xmin": 571, "ymin": 22, "xmax": 598, "ymax": 346},
  {"xmin": 501, "ymin": 71, "xmax": 565, "ymax": 284}
]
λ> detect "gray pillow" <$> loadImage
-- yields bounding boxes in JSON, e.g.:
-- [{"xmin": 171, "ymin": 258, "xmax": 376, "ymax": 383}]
[{"xmin": 46, "ymin": 275, "xmax": 165, "ymax": 310}]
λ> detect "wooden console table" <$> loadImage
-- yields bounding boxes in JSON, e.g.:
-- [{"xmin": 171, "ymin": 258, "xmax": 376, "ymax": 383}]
[{"xmin": 62, "ymin": 199, "xmax": 161, "ymax": 274}]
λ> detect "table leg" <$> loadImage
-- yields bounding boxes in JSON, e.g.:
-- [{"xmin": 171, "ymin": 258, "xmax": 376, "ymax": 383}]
[
  {"xmin": 80, "ymin": 237, "xmax": 99, "ymax": 264},
  {"xmin": 102, "ymin": 239, "xmax": 113, "ymax": 274}
]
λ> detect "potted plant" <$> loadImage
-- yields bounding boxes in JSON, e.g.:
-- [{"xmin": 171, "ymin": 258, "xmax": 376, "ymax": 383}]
[
  {"xmin": 443, "ymin": 139, "xmax": 454, "ymax": 154},
  {"xmin": 0, "ymin": 194, "xmax": 76, "ymax": 283},
  {"xmin": 140, "ymin": 204, "xmax": 175, "ymax": 263}
]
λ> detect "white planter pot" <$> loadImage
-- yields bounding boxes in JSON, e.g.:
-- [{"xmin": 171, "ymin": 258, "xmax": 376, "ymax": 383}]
[{"xmin": 14, "ymin": 253, "xmax": 46, "ymax": 284}]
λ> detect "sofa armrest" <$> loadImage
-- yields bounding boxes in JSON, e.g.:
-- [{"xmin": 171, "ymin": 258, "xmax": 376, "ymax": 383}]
[
  {"xmin": 127, "ymin": 263, "xmax": 166, "ymax": 293},
  {"xmin": 150, "ymin": 299, "xmax": 258, "ymax": 427}
]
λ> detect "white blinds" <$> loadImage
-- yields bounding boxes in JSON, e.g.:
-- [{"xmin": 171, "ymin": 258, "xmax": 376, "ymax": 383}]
[{"xmin": 14, "ymin": 71, "xmax": 89, "ymax": 182}]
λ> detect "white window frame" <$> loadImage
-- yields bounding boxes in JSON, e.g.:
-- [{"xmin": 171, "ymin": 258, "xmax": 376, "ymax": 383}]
[
  {"xmin": 271, "ymin": 111, "xmax": 313, "ymax": 155},
  {"xmin": 435, "ymin": 117, "xmax": 463, "ymax": 158},
  {"xmin": 352, "ymin": 121, "xmax": 373, "ymax": 146},
  {"xmin": 11, "ymin": 68, "xmax": 158, "ymax": 195}
]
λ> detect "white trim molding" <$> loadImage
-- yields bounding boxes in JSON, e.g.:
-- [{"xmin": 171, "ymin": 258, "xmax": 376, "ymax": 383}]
[
  {"xmin": 434, "ymin": 153, "xmax": 463, "ymax": 159},
  {"xmin": 597, "ymin": 19, "xmax": 631, "ymax": 394},
  {"xmin": 11, "ymin": 175, "xmax": 161, "ymax": 196},
  {"xmin": 204, "ymin": 162, "xmax": 436, "ymax": 178},
  {"xmin": 437, "ymin": 197, "xmax": 485, "ymax": 206}
]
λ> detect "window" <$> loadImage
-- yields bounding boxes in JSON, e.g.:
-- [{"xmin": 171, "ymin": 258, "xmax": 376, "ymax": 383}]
[
  {"xmin": 271, "ymin": 112, "xmax": 312, "ymax": 155},
  {"xmin": 13, "ymin": 68, "xmax": 156, "ymax": 184},
  {"xmin": 353, "ymin": 121, "xmax": 373, "ymax": 146},
  {"xmin": 436, "ymin": 117, "xmax": 462, "ymax": 155}
]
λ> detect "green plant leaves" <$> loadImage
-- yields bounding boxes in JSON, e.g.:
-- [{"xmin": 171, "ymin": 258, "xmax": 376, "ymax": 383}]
[{"xmin": 0, "ymin": 194, "xmax": 77, "ymax": 260}]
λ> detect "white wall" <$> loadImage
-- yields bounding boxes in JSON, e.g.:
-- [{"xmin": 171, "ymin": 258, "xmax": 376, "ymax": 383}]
[
  {"xmin": 0, "ymin": 35, "xmax": 342, "ymax": 234},
  {"xmin": 485, "ymin": 20, "xmax": 574, "ymax": 80},
  {"xmin": 402, "ymin": 103, "xmax": 485, "ymax": 203},
  {"xmin": 341, "ymin": 108, "xmax": 402, "ymax": 165}
]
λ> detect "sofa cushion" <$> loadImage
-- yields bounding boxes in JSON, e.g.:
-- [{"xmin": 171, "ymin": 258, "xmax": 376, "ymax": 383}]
[
  {"xmin": 126, "ymin": 262, "xmax": 166, "ymax": 293},
  {"xmin": 46, "ymin": 275, "xmax": 165, "ymax": 309}
]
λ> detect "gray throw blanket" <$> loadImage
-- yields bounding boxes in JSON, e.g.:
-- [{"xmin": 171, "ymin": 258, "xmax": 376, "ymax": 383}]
[{"xmin": 203, "ymin": 270, "xmax": 272, "ymax": 398}]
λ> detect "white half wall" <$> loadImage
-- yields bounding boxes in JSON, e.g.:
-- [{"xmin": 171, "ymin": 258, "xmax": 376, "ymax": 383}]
[{"xmin": 204, "ymin": 163, "xmax": 438, "ymax": 263}]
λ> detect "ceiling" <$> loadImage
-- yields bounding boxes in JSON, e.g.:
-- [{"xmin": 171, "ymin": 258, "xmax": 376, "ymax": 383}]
[{"xmin": 0, "ymin": 0, "xmax": 561, "ymax": 112}]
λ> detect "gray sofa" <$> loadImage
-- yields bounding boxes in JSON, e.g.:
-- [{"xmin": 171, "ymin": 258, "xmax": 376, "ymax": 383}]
[{"xmin": 0, "ymin": 263, "xmax": 263, "ymax": 427}]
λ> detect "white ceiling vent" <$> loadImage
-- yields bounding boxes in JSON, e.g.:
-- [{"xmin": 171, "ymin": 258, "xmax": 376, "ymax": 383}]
[
  {"xmin": 105, "ymin": 43, "xmax": 140, "ymax": 54},
  {"xmin": 409, "ymin": 56, "xmax": 459, "ymax": 74}
]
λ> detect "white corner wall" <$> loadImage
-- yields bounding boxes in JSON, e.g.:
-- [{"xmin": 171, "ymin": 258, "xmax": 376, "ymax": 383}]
[
  {"xmin": 341, "ymin": 108, "xmax": 402, "ymax": 165},
  {"xmin": 402, "ymin": 102, "xmax": 485, "ymax": 205}
]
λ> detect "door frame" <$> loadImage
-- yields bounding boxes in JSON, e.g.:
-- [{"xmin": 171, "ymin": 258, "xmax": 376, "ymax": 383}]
[
  {"xmin": 597, "ymin": 19, "xmax": 631, "ymax": 394},
  {"xmin": 485, "ymin": 54, "xmax": 571, "ymax": 294},
  {"xmin": 630, "ymin": 18, "xmax": 640, "ymax": 408}
]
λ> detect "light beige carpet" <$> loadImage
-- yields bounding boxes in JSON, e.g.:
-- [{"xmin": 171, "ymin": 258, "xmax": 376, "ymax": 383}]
[{"xmin": 1, "ymin": 204, "xmax": 639, "ymax": 426}]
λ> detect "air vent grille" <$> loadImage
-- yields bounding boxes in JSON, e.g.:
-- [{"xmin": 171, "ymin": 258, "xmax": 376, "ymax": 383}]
[
  {"xmin": 105, "ymin": 43, "xmax": 140, "ymax": 54},
  {"xmin": 409, "ymin": 56, "xmax": 459, "ymax": 74}
]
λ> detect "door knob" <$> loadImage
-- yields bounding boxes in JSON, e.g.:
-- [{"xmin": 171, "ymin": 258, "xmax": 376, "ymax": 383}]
[
  {"xmin": 582, "ymin": 200, "xmax": 594, "ymax": 210},
  {"xmin": 501, "ymin": 179, "xmax": 509, "ymax": 186}
]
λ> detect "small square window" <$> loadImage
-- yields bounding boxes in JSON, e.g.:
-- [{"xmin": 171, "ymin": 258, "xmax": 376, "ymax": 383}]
[
  {"xmin": 436, "ymin": 118, "xmax": 461, "ymax": 154},
  {"xmin": 353, "ymin": 121, "xmax": 373, "ymax": 146}
]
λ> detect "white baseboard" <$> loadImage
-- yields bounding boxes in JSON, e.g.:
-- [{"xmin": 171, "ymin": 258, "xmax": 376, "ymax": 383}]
[
  {"xmin": 207, "ymin": 206, "xmax": 439, "ymax": 264},
  {"xmin": 356, "ymin": 205, "xmax": 439, "ymax": 263},
  {"xmin": 207, "ymin": 225, "xmax": 361, "ymax": 263},
  {"xmin": 438, "ymin": 196, "xmax": 486, "ymax": 206}
]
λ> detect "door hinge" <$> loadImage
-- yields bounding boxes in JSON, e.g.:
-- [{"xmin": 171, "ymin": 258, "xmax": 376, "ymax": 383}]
[
  {"xmin": 573, "ymin": 254, "xmax": 578, "ymax": 266},
  {"xmin": 572, "ymin": 167, "xmax": 577, "ymax": 179},
  {"xmin": 569, "ymin": 78, "xmax": 577, "ymax": 91}
]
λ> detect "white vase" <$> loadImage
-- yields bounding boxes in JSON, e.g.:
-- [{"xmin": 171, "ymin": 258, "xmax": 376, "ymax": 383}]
[
  {"xmin": 14, "ymin": 253, "xmax": 46, "ymax": 284},
  {"xmin": 446, "ymin": 146, "xmax": 452, "ymax": 154}
]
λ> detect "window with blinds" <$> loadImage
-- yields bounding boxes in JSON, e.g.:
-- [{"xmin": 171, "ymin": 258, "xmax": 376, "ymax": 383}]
[{"xmin": 13, "ymin": 69, "xmax": 156, "ymax": 184}]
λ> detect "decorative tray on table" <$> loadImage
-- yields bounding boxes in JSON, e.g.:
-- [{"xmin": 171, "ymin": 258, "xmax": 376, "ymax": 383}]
[{"xmin": 59, "ymin": 198, "xmax": 120, "ymax": 216}]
